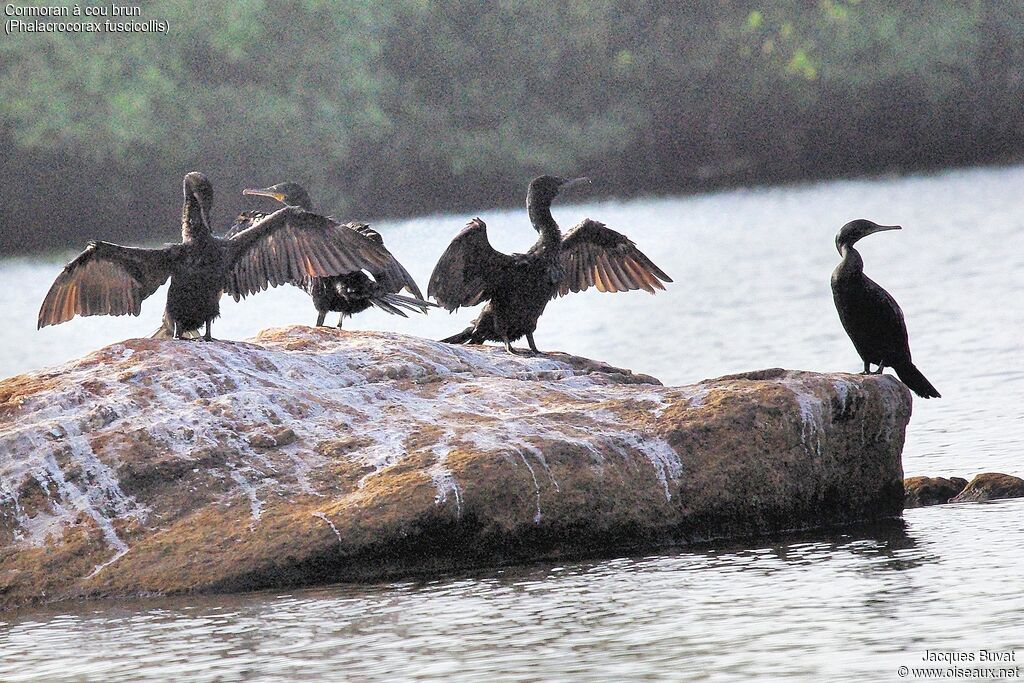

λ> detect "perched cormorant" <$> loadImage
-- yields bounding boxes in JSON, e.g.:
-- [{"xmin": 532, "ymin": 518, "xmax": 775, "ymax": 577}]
[
  {"xmin": 428, "ymin": 175, "xmax": 672, "ymax": 354},
  {"xmin": 831, "ymin": 219, "xmax": 940, "ymax": 398},
  {"xmin": 38, "ymin": 172, "xmax": 395, "ymax": 340},
  {"xmin": 233, "ymin": 182, "xmax": 431, "ymax": 327}
]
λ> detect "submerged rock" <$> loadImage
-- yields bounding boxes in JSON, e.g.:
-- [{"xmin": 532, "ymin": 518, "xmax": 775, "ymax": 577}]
[
  {"xmin": 904, "ymin": 476, "xmax": 969, "ymax": 508},
  {"xmin": 950, "ymin": 473, "xmax": 1024, "ymax": 503},
  {"xmin": 0, "ymin": 326, "xmax": 910, "ymax": 610}
]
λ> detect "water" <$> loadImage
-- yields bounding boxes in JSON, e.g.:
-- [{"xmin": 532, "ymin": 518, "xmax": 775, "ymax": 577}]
[{"xmin": 1, "ymin": 165, "xmax": 1022, "ymax": 680}]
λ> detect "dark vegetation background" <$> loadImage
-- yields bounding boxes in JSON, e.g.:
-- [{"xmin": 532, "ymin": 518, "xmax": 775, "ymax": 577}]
[{"xmin": 2, "ymin": 1, "xmax": 1023, "ymax": 254}]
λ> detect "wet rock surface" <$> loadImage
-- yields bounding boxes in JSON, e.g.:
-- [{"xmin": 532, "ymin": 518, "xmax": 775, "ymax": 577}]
[
  {"xmin": 950, "ymin": 473, "xmax": 1024, "ymax": 503},
  {"xmin": 903, "ymin": 473, "xmax": 1024, "ymax": 507},
  {"xmin": 0, "ymin": 326, "xmax": 910, "ymax": 610},
  {"xmin": 903, "ymin": 476, "xmax": 969, "ymax": 508}
]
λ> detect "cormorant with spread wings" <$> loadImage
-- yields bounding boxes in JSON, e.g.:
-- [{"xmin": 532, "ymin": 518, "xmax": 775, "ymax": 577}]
[
  {"xmin": 428, "ymin": 175, "xmax": 672, "ymax": 354},
  {"xmin": 37, "ymin": 172, "xmax": 395, "ymax": 341},
  {"xmin": 232, "ymin": 182, "xmax": 432, "ymax": 327}
]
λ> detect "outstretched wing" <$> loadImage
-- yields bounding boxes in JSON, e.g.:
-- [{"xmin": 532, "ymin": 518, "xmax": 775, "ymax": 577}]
[
  {"xmin": 345, "ymin": 222, "xmax": 425, "ymax": 299},
  {"xmin": 428, "ymin": 218, "xmax": 515, "ymax": 310},
  {"xmin": 38, "ymin": 242, "xmax": 177, "ymax": 328},
  {"xmin": 557, "ymin": 219, "xmax": 672, "ymax": 297},
  {"xmin": 221, "ymin": 207, "xmax": 392, "ymax": 301}
]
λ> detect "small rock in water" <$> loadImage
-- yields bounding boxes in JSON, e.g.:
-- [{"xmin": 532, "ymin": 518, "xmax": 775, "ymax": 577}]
[
  {"xmin": 903, "ymin": 476, "xmax": 969, "ymax": 508},
  {"xmin": 950, "ymin": 473, "xmax": 1024, "ymax": 503}
]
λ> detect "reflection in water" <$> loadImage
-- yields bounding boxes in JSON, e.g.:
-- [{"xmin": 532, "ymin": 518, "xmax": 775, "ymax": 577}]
[
  {"xmin": 1, "ymin": 167, "xmax": 1023, "ymax": 680},
  {"xmin": 2, "ymin": 500, "xmax": 1022, "ymax": 682}
]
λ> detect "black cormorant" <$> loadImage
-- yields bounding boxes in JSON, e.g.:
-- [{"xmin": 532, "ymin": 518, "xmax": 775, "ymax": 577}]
[
  {"xmin": 38, "ymin": 172, "xmax": 395, "ymax": 340},
  {"xmin": 428, "ymin": 175, "xmax": 672, "ymax": 354},
  {"xmin": 831, "ymin": 219, "xmax": 940, "ymax": 398},
  {"xmin": 233, "ymin": 182, "xmax": 431, "ymax": 327}
]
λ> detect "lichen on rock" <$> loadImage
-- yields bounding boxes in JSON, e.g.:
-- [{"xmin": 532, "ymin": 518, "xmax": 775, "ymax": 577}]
[{"xmin": 0, "ymin": 326, "xmax": 911, "ymax": 610}]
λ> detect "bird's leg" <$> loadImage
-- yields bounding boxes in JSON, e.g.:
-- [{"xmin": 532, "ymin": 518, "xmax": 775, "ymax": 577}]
[
  {"xmin": 526, "ymin": 332, "xmax": 542, "ymax": 355},
  {"xmin": 172, "ymin": 320, "xmax": 182, "ymax": 341},
  {"xmin": 502, "ymin": 335, "xmax": 521, "ymax": 355},
  {"xmin": 203, "ymin": 319, "xmax": 213, "ymax": 342},
  {"xmin": 337, "ymin": 315, "xmax": 344, "ymax": 329},
  {"xmin": 861, "ymin": 360, "xmax": 872, "ymax": 374},
  {"xmin": 315, "ymin": 311, "xmax": 326, "ymax": 327},
  {"xmin": 874, "ymin": 363, "xmax": 885, "ymax": 375}
]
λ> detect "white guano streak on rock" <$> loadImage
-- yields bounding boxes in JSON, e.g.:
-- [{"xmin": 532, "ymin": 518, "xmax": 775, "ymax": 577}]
[
  {"xmin": 428, "ymin": 434, "xmax": 462, "ymax": 519},
  {"xmin": 0, "ymin": 329, "xmax": 683, "ymax": 548},
  {"xmin": 782, "ymin": 378, "xmax": 825, "ymax": 457},
  {"xmin": 0, "ymin": 415, "xmax": 144, "ymax": 566},
  {"xmin": 516, "ymin": 450, "xmax": 543, "ymax": 524},
  {"xmin": 311, "ymin": 512, "xmax": 343, "ymax": 543}
]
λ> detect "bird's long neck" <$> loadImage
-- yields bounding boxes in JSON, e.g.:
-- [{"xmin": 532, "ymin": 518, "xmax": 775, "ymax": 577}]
[
  {"xmin": 835, "ymin": 244, "xmax": 864, "ymax": 279},
  {"xmin": 182, "ymin": 196, "xmax": 212, "ymax": 243},
  {"xmin": 528, "ymin": 197, "xmax": 561, "ymax": 248}
]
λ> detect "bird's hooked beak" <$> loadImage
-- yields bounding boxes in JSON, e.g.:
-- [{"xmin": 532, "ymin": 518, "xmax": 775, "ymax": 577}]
[
  {"xmin": 560, "ymin": 177, "xmax": 591, "ymax": 191},
  {"xmin": 868, "ymin": 223, "xmax": 902, "ymax": 235},
  {"xmin": 243, "ymin": 187, "xmax": 287, "ymax": 203}
]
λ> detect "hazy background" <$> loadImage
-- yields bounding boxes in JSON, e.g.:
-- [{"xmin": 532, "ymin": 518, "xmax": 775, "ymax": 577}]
[{"xmin": 2, "ymin": 1, "xmax": 1024, "ymax": 253}]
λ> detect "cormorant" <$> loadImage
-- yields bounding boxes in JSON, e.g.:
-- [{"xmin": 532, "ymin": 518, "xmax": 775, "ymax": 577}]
[
  {"xmin": 232, "ymin": 182, "xmax": 431, "ymax": 327},
  {"xmin": 428, "ymin": 175, "xmax": 672, "ymax": 354},
  {"xmin": 38, "ymin": 172, "xmax": 395, "ymax": 340},
  {"xmin": 831, "ymin": 219, "xmax": 940, "ymax": 398}
]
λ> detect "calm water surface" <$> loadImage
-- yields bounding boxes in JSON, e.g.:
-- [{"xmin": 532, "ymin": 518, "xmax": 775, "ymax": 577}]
[{"xmin": 1, "ymin": 166, "xmax": 1022, "ymax": 680}]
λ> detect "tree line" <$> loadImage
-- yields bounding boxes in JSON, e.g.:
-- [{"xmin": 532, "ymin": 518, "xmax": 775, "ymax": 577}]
[{"xmin": 2, "ymin": 1, "xmax": 1023, "ymax": 253}]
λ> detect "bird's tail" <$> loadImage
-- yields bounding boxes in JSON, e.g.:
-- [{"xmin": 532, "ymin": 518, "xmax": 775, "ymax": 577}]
[
  {"xmin": 893, "ymin": 361, "xmax": 941, "ymax": 398},
  {"xmin": 369, "ymin": 293, "xmax": 437, "ymax": 317},
  {"xmin": 441, "ymin": 325, "xmax": 475, "ymax": 345},
  {"xmin": 151, "ymin": 313, "xmax": 200, "ymax": 340},
  {"xmin": 151, "ymin": 323, "xmax": 174, "ymax": 340}
]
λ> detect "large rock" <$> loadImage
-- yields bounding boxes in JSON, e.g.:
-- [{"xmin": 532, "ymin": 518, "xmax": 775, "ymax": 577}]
[
  {"xmin": 0, "ymin": 326, "xmax": 911, "ymax": 610},
  {"xmin": 950, "ymin": 473, "xmax": 1024, "ymax": 503}
]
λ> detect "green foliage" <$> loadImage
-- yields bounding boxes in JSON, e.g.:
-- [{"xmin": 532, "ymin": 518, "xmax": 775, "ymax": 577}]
[{"xmin": 2, "ymin": 0, "xmax": 1024, "ymax": 250}]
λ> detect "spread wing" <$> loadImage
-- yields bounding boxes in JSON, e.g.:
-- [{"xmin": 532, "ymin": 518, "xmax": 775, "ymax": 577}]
[
  {"xmin": 345, "ymin": 222, "xmax": 424, "ymax": 299},
  {"xmin": 38, "ymin": 242, "xmax": 177, "ymax": 328},
  {"xmin": 428, "ymin": 218, "xmax": 515, "ymax": 310},
  {"xmin": 557, "ymin": 219, "xmax": 672, "ymax": 297},
  {"xmin": 221, "ymin": 207, "xmax": 393, "ymax": 301}
]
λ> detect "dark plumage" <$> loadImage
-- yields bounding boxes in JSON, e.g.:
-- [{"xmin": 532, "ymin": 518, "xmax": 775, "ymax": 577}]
[
  {"xmin": 231, "ymin": 182, "xmax": 431, "ymax": 327},
  {"xmin": 831, "ymin": 219, "xmax": 940, "ymax": 398},
  {"xmin": 429, "ymin": 175, "xmax": 672, "ymax": 354},
  {"xmin": 38, "ymin": 172, "xmax": 395, "ymax": 340}
]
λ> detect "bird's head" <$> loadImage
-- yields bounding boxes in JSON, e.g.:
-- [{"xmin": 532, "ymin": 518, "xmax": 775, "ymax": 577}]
[
  {"xmin": 527, "ymin": 175, "xmax": 591, "ymax": 207},
  {"xmin": 183, "ymin": 172, "xmax": 213, "ymax": 230},
  {"xmin": 242, "ymin": 182, "xmax": 313, "ymax": 211},
  {"xmin": 835, "ymin": 218, "xmax": 901, "ymax": 254}
]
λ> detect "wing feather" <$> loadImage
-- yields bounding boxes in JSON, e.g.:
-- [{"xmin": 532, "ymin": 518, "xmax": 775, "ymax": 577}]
[
  {"xmin": 37, "ymin": 242, "xmax": 176, "ymax": 328},
  {"xmin": 557, "ymin": 219, "xmax": 671, "ymax": 297},
  {"xmin": 344, "ymin": 223, "xmax": 425, "ymax": 299},
  {"xmin": 221, "ymin": 207, "xmax": 392, "ymax": 301},
  {"xmin": 428, "ymin": 218, "xmax": 515, "ymax": 310}
]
